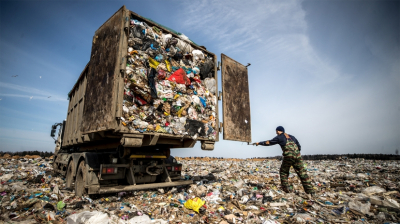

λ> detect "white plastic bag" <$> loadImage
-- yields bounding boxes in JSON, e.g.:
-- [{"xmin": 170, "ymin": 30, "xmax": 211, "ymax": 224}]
[
  {"xmin": 348, "ymin": 200, "xmax": 371, "ymax": 215},
  {"xmin": 127, "ymin": 215, "xmax": 151, "ymax": 224},
  {"xmin": 162, "ymin": 34, "xmax": 172, "ymax": 46},
  {"xmin": 67, "ymin": 211, "xmax": 109, "ymax": 224},
  {"xmin": 361, "ymin": 186, "xmax": 386, "ymax": 194},
  {"xmin": 234, "ymin": 180, "xmax": 244, "ymax": 188},
  {"xmin": 270, "ymin": 202, "xmax": 286, "ymax": 207},
  {"xmin": 293, "ymin": 213, "xmax": 314, "ymax": 222},
  {"xmin": 239, "ymin": 195, "xmax": 249, "ymax": 204},
  {"xmin": 204, "ymin": 78, "xmax": 216, "ymax": 94},
  {"xmin": 377, "ymin": 212, "xmax": 385, "ymax": 220},
  {"xmin": 0, "ymin": 174, "xmax": 13, "ymax": 181},
  {"xmin": 192, "ymin": 50, "xmax": 205, "ymax": 61}
]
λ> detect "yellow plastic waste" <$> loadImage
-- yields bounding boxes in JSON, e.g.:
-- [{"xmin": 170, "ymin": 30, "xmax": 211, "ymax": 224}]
[
  {"xmin": 184, "ymin": 197, "xmax": 205, "ymax": 213},
  {"xmin": 155, "ymin": 125, "xmax": 167, "ymax": 133},
  {"xmin": 165, "ymin": 60, "xmax": 171, "ymax": 72},
  {"xmin": 177, "ymin": 107, "xmax": 185, "ymax": 117},
  {"xmin": 148, "ymin": 58, "xmax": 160, "ymax": 69}
]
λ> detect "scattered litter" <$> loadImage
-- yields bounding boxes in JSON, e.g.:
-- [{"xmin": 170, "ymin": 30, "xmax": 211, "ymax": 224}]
[{"xmin": 0, "ymin": 156, "xmax": 399, "ymax": 223}]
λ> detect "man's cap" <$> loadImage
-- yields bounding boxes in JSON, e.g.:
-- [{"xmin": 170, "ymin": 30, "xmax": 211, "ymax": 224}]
[{"xmin": 276, "ymin": 126, "xmax": 285, "ymax": 133}]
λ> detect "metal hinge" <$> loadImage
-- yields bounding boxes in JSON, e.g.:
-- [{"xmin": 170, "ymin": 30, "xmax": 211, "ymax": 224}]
[
  {"xmin": 124, "ymin": 15, "xmax": 129, "ymax": 31},
  {"xmin": 219, "ymin": 122, "xmax": 223, "ymax": 133},
  {"xmin": 217, "ymin": 61, "xmax": 221, "ymax": 71},
  {"xmin": 218, "ymin": 91, "xmax": 222, "ymax": 101},
  {"xmin": 120, "ymin": 56, "xmax": 126, "ymax": 75}
]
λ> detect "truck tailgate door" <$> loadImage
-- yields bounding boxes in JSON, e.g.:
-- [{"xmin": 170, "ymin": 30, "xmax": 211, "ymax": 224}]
[
  {"xmin": 81, "ymin": 6, "xmax": 127, "ymax": 134},
  {"xmin": 221, "ymin": 54, "xmax": 251, "ymax": 142}
]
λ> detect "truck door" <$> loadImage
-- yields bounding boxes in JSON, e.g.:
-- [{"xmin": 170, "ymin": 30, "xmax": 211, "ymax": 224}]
[
  {"xmin": 81, "ymin": 6, "xmax": 127, "ymax": 134},
  {"xmin": 220, "ymin": 54, "xmax": 252, "ymax": 143}
]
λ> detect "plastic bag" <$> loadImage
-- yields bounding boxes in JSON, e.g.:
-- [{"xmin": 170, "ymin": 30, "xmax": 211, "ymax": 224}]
[
  {"xmin": 361, "ymin": 186, "xmax": 386, "ymax": 194},
  {"xmin": 162, "ymin": 34, "xmax": 172, "ymax": 46},
  {"xmin": 199, "ymin": 58, "xmax": 214, "ymax": 79},
  {"xmin": 185, "ymin": 119, "xmax": 204, "ymax": 136},
  {"xmin": 132, "ymin": 26, "xmax": 145, "ymax": 39},
  {"xmin": 234, "ymin": 180, "xmax": 244, "ymax": 188},
  {"xmin": 348, "ymin": 200, "xmax": 371, "ymax": 215},
  {"xmin": 187, "ymin": 107, "xmax": 198, "ymax": 120},
  {"xmin": 162, "ymin": 60, "xmax": 170, "ymax": 72},
  {"xmin": 199, "ymin": 97, "xmax": 206, "ymax": 107},
  {"xmin": 57, "ymin": 201, "xmax": 65, "ymax": 211},
  {"xmin": 0, "ymin": 174, "xmax": 13, "ymax": 181},
  {"xmin": 192, "ymin": 50, "xmax": 205, "ymax": 61},
  {"xmin": 377, "ymin": 212, "xmax": 385, "ymax": 220},
  {"xmin": 126, "ymin": 214, "xmax": 151, "ymax": 224},
  {"xmin": 176, "ymin": 39, "xmax": 194, "ymax": 53},
  {"xmin": 184, "ymin": 197, "xmax": 205, "ymax": 213},
  {"xmin": 168, "ymin": 68, "xmax": 191, "ymax": 85},
  {"xmin": 66, "ymin": 211, "xmax": 109, "ymax": 224},
  {"xmin": 368, "ymin": 195, "xmax": 400, "ymax": 208},
  {"xmin": 293, "ymin": 213, "xmax": 314, "ymax": 222},
  {"xmin": 148, "ymin": 68, "xmax": 158, "ymax": 99},
  {"xmin": 204, "ymin": 78, "xmax": 216, "ymax": 94},
  {"xmin": 240, "ymin": 195, "xmax": 249, "ymax": 204},
  {"xmin": 191, "ymin": 95, "xmax": 201, "ymax": 106},
  {"xmin": 148, "ymin": 57, "xmax": 160, "ymax": 69}
]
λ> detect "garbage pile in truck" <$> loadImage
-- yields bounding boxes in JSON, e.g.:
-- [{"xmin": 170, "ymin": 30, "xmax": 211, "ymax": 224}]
[
  {"xmin": 1, "ymin": 155, "xmax": 399, "ymax": 223},
  {"xmin": 121, "ymin": 18, "xmax": 217, "ymax": 140}
]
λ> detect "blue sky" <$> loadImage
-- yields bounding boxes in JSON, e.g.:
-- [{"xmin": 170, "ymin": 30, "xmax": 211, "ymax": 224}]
[{"xmin": 0, "ymin": 0, "xmax": 399, "ymax": 157}]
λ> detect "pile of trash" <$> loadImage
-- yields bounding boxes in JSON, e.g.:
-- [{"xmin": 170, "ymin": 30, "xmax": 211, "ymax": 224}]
[
  {"xmin": 1, "ymin": 156, "xmax": 400, "ymax": 223},
  {"xmin": 122, "ymin": 17, "xmax": 217, "ymax": 140}
]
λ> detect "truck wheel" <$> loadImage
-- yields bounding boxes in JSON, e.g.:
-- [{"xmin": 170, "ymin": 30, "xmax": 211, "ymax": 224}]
[
  {"xmin": 66, "ymin": 162, "xmax": 74, "ymax": 188},
  {"xmin": 75, "ymin": 161, "xmax": 87, "ymax": 197}
]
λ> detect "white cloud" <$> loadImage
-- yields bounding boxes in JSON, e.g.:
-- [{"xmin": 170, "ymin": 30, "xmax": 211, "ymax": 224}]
[
  {"xmin": 180, "ymin": 0, "xmax": 340, "ymax": 83},
  {"xmin": 0, "ymin": 82, "xmax": 67, "ymax": 102}
]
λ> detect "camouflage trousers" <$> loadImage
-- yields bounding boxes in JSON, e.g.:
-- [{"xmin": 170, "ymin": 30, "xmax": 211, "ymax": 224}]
[{"xmin": 280, "ymin": 139, "xmax": 314, "ymax": 194}]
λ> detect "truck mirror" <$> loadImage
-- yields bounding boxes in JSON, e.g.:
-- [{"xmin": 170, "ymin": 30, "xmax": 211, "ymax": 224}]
[{"xmin": 51, "ymin": 128, "xmax": 56, "ymax": 138}]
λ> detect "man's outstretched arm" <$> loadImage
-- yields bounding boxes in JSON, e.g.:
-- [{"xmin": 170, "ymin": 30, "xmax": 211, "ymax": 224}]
[{"xmin": 257, "ymin": 136, "xmax": 280, "ymax": 146}]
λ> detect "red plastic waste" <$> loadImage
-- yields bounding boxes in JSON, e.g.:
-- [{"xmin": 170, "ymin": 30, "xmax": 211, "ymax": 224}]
[{"xmin": 168, "ymin": 68, "xmax": 191, "ymax": 85}]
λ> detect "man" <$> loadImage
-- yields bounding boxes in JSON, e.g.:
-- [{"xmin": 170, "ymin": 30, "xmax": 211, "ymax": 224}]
[{"xmin": 256, "ymin": 126, "xmax": 314, "ymax": 195}]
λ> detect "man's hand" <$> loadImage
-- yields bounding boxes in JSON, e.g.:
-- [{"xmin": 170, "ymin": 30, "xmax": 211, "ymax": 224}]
[{"xmin": 256, "ymin": 142, "xmax": 259, "ymax": 146}]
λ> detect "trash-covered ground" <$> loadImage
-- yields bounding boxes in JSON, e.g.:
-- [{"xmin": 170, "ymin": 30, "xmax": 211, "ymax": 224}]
[{"xmin": 1, "ymin": 155, "xmax": 399, "ymax": 223}]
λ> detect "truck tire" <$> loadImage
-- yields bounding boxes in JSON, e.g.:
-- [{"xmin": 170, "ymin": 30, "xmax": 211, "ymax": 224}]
[
  {"xmin": 75, "ymin": 160, "xmax": 87, "ymax": 197},
  {"xmin": 66, "ymin": 162, "xmax": 74, "ymax": 188}
]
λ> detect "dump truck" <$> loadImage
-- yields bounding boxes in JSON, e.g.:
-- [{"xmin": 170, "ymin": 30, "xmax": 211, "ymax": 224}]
[{"xmin": 51, "ymin": 6, "xmax": 251, "ymax": 196}]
